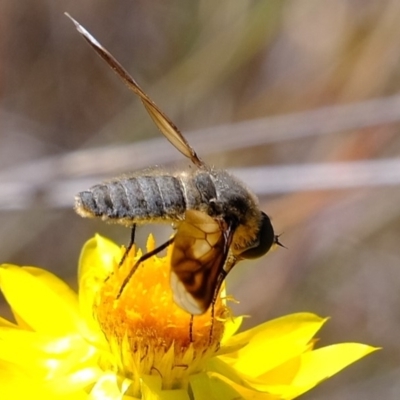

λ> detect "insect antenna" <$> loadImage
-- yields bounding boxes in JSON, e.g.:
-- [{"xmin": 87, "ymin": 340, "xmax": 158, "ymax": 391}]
[{"xmin": 274, "ymin": 234, "xmax": 287, "ymax": 249}]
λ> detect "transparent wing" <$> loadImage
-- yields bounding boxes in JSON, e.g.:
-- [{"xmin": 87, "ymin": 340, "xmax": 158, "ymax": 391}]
[
  {"xmin": 170, "ymin": 210, "xmax": 236, "ymax": 314},
  {"xmin": 65, "ymin": 13, "xmax": 204, "ymax": 168}
]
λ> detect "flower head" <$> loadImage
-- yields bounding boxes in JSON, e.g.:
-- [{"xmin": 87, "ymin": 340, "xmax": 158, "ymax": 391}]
[{"xmin": 0, "ymin": 234, "xmax": 377, "ymax": 399}]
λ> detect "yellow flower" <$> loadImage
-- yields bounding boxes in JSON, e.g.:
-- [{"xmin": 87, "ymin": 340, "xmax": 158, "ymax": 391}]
[{"xmin": 0, "ymin": 234, "xmax": 377, "ymax": 399}]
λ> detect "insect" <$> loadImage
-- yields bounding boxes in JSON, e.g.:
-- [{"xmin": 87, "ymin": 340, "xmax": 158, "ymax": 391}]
[{"xmin": 67, "ymin": 14, "xmax": 282, "ymax": 315}]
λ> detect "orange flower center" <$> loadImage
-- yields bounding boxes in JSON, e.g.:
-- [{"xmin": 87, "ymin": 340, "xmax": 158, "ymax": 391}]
[{"xmin": 94, "ymin": 235, "xmax": 228, "ymax": 393}]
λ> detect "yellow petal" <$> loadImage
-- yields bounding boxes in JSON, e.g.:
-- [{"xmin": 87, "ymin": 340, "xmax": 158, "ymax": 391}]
[
  {"xmin": 254, "ymin": 354, "xmax": 301, "ymax": 385},
  {"xmin": 275, "ymin": 343, "xmax": 379, "ymax": 398},
  {"xmin": 0, "ymin": 265, "xmax": 81, "ymax": 335},
  {"xmin": 206, "ymin": 357, "xmax": 252, "ymax": 389},
  {"xmin": 89, "ymin": 371, "xmax": 129, "ymax": 400},
  {"xmin": 223, "ymin": 313, "xmax": 326, "ymax": 377},
  {"xmin": 0, "ymin": 360, "xmax": 89, "ymax": 399},
  {"xmin": 217, "ymin": 316, "xmax": 248, "ymax": 356},
  {"xmin": 0, "ymin": 328, "xmax": 84, "ymax": 376},
  {"xmin": 221, "ymin": 315, "xmax": 243, "ymax": 344},
  {"xmin": 190, "ymin": 372, "xmax": 244, "ymax": 400},
  {"xmin": 78, "ymin": 234, "xmax": 120, "ymax": 283},
  {"xmin": 45, "ymin": 366, "xmax": 103, "ymax": 395},
  {"xmin": 25, "ymin": 266, "xmax": 79, "ymax": 310},
  {"xmin": 78, "ymin": 235, "xmax": 120, "ymax": 333},
  {"xmin": 0, "ymin": 328, "xmax": 95, "ymax": 379},
  {"xmin": 204, "ymin": 372, "xmax": 280, "ymax": 400},
  {"xmin": 140, "ymin": 375, "xmax": 190, "ymax": 400}
]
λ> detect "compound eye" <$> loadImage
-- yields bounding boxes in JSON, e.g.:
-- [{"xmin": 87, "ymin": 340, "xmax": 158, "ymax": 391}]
[{"xmin": 240, "ymin": 212, "xmax": 275, "ymax": 259}]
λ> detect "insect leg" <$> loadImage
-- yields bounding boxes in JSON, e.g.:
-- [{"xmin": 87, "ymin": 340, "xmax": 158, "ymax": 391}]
[
  {"xmin": 208, "ymin": 302, "xmax": 215, "ymax": 345},
  {"xmin": 119, "ymin": 224, "xmax": 137, "ymax": 267},
  {"xmin": 189, "ymin": 314, "xmax": 194, "ymax": 343},
  {"xmin": 117, "ymin": 237, "xmax": 174, "ymax": 299},
  {"xmin": 208, "ymin": 270, "xmax": 227, "ymax": 345}
]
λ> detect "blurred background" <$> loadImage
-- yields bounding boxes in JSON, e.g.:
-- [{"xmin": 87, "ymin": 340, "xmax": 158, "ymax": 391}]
[{"xmin": 1, "ymin": 0, "xmax": 400, "ymax": 398}]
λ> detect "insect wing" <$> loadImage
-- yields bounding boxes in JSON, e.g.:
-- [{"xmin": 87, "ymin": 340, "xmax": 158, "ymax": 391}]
[
  {"xmin": 65, "ymin": 13, "xmax": 203, "ymax": 168},
  {"xmin": 170, "ymin": 210, "xmax": 235, "ymax": 314}
]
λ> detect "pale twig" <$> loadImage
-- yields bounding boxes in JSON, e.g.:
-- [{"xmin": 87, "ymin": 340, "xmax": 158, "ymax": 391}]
[
  {"xmin": 1, "ymin": 94, "xmax": 400, "ymax": 184},
  {"xmin": 0, "ymin": 158, "xmax": 399, "ymax": 210}
]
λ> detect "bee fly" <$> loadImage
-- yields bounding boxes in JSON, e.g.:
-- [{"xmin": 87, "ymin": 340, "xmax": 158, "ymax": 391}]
[{"xmin": 67, "ymin": 14, "xmax": 282, "ymax": 316}]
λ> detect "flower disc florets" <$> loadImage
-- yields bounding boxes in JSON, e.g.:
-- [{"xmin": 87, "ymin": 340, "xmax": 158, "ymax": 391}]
[{"xmin": 93, "ymin": 235, "xmax": 228, "ymax": 395}]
